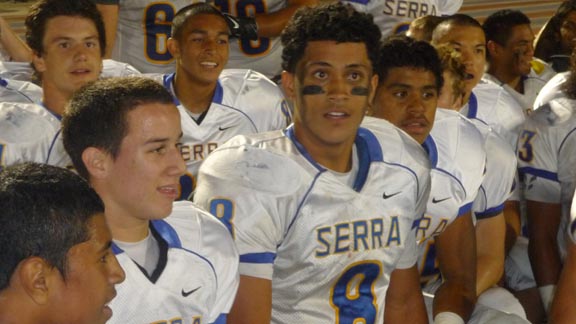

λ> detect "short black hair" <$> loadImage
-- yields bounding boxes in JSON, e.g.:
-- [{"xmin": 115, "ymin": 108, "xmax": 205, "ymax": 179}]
[
  {"xmin": 0, "ymin": 163, "xmax": 104, "ymax": 290},
  {"xmin": 281, "ymin": 2, "xmax": 381, "ymax": 73},
  {"xmin": 483, "ymin": 10, "xmax": 531, "ymax": 46},
  {"xmin": 62, "ymin": 77, "xmax": 175, "ymax": 179},
  {"xmin": 378, "ymin": 35, "xmax": 444, "ymax": 92},
  {"xmin": 432, "ymin": 14, "xmax": 483, "ymax": 45},
  {"xmin": 25, "ymin": 0, "xmax": 106, "ymax": 57},
  {"xmin": 171, "ymin": 3, "xmax": 227, "ymax": 41}
]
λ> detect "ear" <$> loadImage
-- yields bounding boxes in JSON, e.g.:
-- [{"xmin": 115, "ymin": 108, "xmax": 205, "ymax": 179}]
[
  {"xmin": 16, "ymin": 257, "xmax": 52, "ymax": 305},
  {"xmin": 281, "ymin": 71, "xmax": 296, "ymax": 100},
  {"xmin": 167, "ymin": 38, "xmax": 179, "ymax": 58},
  {"xmin": 31, "ymin": 51, "xmax": 46, "ymax": 74},
  {"xmin": 486, "ymin": 40, "xmax": 500, "ymax": 57},
  {"xmin": 82, "ymin": 147, "xmax": 110, "ymax": 180}
]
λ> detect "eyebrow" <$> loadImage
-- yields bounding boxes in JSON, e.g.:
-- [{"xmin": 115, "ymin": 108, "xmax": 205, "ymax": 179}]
[
  {"xmin": 188, "ymin": 29, "xmax": 229, "ymax": 37},
  {"xmin": 97, "ymin": 240, "xmax": 113, "ymax": 254},
  {"xmin": 386, "ymin": 83, "xmax": 437, "ymax": 90}
]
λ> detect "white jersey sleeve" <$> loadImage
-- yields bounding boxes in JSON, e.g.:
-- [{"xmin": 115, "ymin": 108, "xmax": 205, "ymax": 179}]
[
  {"xmin": 101, "ymin": 59, "xmax": 142, "ymax": 78},
  {"xmin": 533, "ymin": 71, "xmax": 570, "ymax": 109},
  {"xmin": 0, "ymin": 77, "xmax": 42, "ymax": 104},
  {"xmin": 0, "ymin": 61, "xmax": 34, "ymax": 81},
  {"xmin": 570, "ymin": 189, "xmax": 576, "ymax": 243},
  {"xmin": 518, "ymin": 97, "xmax": 576, "ymax": 205},
  {"xmin": 0, "ymin": 102, "xmax": 60, "ymax": 168},
  {"xmin": 469, "ymin": 118, "xmax": 517, "ymax": 219}
]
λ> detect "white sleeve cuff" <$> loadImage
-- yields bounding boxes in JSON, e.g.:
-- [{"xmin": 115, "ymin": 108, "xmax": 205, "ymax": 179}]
[{"xmin": 434, "ymin": 312, "xmax": 465, "ymax": 324}]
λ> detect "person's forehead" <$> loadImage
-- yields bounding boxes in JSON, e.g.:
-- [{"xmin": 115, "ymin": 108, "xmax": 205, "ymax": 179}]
[
  {"xmin": 183, "ymin": 13, "xmax": 227, "ymax": 32},
  {"xmin": 383, "ymin": 66, "xmax": 437, "ymax": 85},
  {"xmin": 300, "ymin": 41, "xmax": 371, "ymax": 65},
  {"xmin": 67, "ymin": 213, "xmax": 109, "ymax": 258}
]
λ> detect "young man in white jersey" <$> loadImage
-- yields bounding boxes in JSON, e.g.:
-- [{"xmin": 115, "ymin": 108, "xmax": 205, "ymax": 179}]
[
  {"xmin": 194, "ymin": 3, "xmax": 431, "ymax": 323},
  {"xmin": 483, "ymin": 10, "xmax": 556, "ymax": 112},
  {"xmin": 516, "ymin": 64, "xmax": 576, "ymax": 318},
  {"xmin": 372, "ymin": 36, "xmax": 493, "ymax": 324},
  {"xmin": 342, "ymin": 0, "xmax": 461, "ymax": 39},
  {"xmin": 0, "ymin": 0, "xmax": 104, "ymax": 167},
  {"xmin": 62, "ymin": 76, "xmax": 239, "ymax": 324},
  {"xmin": 146, "ymin": 3, "xmax": 290, "ymax": 199},
  {"xmin": 550, "ymin": 191, "xmax": 576, "ymax": 323},
  {"xmin": 0, "ymin": 163, "xmax": 125, "ymax": 324}
]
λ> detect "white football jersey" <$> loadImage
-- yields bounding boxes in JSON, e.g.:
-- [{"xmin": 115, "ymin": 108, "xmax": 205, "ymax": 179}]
[
  {"xmin": 570, "ymin": 189, "xmax": 576, "ymax": 243},
  {"xmin": 518, "ymin": 97, "xmax": 576, "ymax": 258},
  {"xmin": 468, "ymin": 118, "xmax": 517, "ymax": 221},
  {"xmin": 95, "ymin": 0, "xmax": 191, "ymax": 74},
  {"xmin": 147, "ymin": 69, "xmax": 291, "ymax": 199},
  {"xmin": 0, "ymin": 102, "xmax": 61, "ymax": 168},
  {"xmin": 213, "ymin": 0, "xmax": 286, "ymax": 78},
  {"xmin": 460, "ymin": 80, "xmax": 526, "ymax": 148},
  {"xmin": 194, "ymin": 118, "xmax": 431, "ymax": 323},
  {"xmin": 342, "ymin": 0, "xmax": 462, "ymax": 38},
  {"xmin": 0, "ymin": 77, "xmax": 42, "ymax": 104},
  {"xmin": 109, "ymin": 201, "xmax": 239, "ymax": 324},
  {"xmin": 415, "ymin": 109, "xmax": 486, "ymax": 284},
  {"xmin": 533, "ymin": 71, "xmax": 570, "ymax": 109},
  {"xmin": 483, "ymin": 60, "xmax": 556, "ymax": 112}
]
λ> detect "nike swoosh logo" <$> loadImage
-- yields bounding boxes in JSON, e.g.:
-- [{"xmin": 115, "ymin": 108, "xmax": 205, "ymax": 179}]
[
  {"xmin": 230, "ymin": 18, "xmax": 240, "ymax": 29},
  {"xmin": 181, "ymin": 286, "xmax": 201, "ymax": 297},
  {"xmin": 219, "ymin": 125, "xmax": 235, "ymax": 131},
  {"xmin": 432, "ymin": 197, "xmax": 451, "ymax": 204},
  {"xmin": 383, "ymin": 192, "xmax": 401, "ymax": 199}
]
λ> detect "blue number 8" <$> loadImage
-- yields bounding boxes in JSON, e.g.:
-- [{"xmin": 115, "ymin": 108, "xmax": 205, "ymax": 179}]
[
  {"xmin": 144, "ymin": 3, "xmax": 175, "ymax": 64},
  {"xmin": 330, "ymin": 261, "xmax": 382, "ymax": 324}
]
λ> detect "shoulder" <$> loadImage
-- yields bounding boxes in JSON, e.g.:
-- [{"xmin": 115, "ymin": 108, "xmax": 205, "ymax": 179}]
[
  {"xmin": 102, "ymin": 59, "xmax": 142, "ymax": 77},
  {"xmin": 529, "ymin": 97, "xmax": 576, "ymax": 128},
  {"xmin": 219, "ymin": 69, "xmax": 284, "ymax": 100},
  {"xmin": 199, "ymin": 131, "xmax": 306, "ymax": 197},
  {"xmin": 0, "ymin": 102, "xmax": 60, "ymax": 143}
]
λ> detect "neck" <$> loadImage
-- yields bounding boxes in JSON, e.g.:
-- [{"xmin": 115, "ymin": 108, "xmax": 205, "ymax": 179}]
[
  {"xmin": 487, "ymin": 64, "xmax": 523, "ymax": 93},
  {"xmin": 173, "ymin": 71, "xmax": 216, "ymax": 114},
  {"xmin": 294, "ymin": 126, "xmax": 355, "ymax": 173},
  {"xmin": 0, "ymin": 291, "xmax": 39, "ymax": 324},
  {"xmin": 41, "ymin": 86, "xmax": 69, "ymax": 116}
]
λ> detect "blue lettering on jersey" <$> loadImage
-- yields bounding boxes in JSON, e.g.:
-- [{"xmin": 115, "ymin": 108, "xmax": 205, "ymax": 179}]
[
  {"xmin": 382, "ymin": 0, "xmax": 437, "ymax": 17},
  {"xmin": 315, "ymin": 217, "xmax": 401, "ymax": 257}
]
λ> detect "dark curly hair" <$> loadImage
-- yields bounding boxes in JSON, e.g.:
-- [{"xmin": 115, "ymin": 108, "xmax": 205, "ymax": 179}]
[
  {"xmin": 378, "ymin": 35, "xmax": 444, "ymax": 92},
  {"xmin": 281, "ymin": 3, "xmax": 381, "ymax": 74}
]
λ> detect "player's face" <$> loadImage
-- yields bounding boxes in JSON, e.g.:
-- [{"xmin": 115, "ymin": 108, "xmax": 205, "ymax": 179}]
[
  {"xmin": 170, "ymin": 13, "xmax": 229, "ymax": 85},
  {"xmin": 560, "ymin": 11, "xmax": 576, "ymax": 53},
  {"xmin": 34, "ymin": 16, "xmax": 102, "ymax": 98},
  {"xmin": 498, "ymin": 24, "xmax": 535, "ymax": 76},
  {"xmin": 373, "ymin": 67, "xmax": 438, "ymax": 144},
  {"xmin": 102, "ymin": 102, "xmax": 185, "ymax": 222},
  {"xmin": 48, "ymin": 214, "xmax": 125, "ymax": 324},
  {"xmin": 282, "ymin": 41, "xmax": 377, "ymax": 152},
  {"xmin": 435, "ymin": 25, "xmax": 486, "ymax": 95}
]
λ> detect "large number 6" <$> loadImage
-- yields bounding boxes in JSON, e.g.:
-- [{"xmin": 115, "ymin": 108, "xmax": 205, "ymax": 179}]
[
  {"xmin": 330, "ymin": 261, "xmax": 381, "ymax": 324},
  {"xmin": 144, "ymin": 3, "xmax": 176, "ymax": 64}
]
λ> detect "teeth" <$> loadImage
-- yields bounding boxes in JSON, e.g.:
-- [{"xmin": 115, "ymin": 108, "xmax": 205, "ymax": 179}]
[
  {"xmin": 200, "ymin": 62, "xmax": 217, "ymax": 67},
  {"xmin": 327, "ymin": 112, "xmax": 346, "ymax": 117}
]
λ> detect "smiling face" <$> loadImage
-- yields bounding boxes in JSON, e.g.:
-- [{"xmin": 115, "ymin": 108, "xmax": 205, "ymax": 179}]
[
  {"xmin": 434, "ymin": 25, "xmax": 486, "ymax": 96},
  {"xmin": 100, "ymin": 102, "xmax": 186, "ymax": 225},
  {"xmin": 33, "ymin": 15, "xmax": 102, "ymax": 97},
  {"xmin": 169, "ymin": 13, "xmax": 229, "ymax": 86},
  {"xmin": 48, "ymin": 214, "xmax": 125, "ymax": 324},
  {"xmin": 373, "ymin": 67, "xmax": 439, "ymax": 144},
  {"xmin": 497, "ymin": 24, "xmax": 535, "ymax": 76},
  {"xmin": 282, "ymin": 40, "xmax": 377, "ymax": 158}
]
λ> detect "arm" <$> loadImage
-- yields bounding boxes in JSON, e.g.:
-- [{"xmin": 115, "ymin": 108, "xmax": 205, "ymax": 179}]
[
  {"xmin": 550, "ymin": 237, "xmax": 576, "ymax": 323},
  {"xmin": 228, "ymin": 275, "xmax": 272, "ymax": 324},
  {"xmin": 433, "ymin": 211, "xmax": 477, "ymax": 321},
  {"xmin": 0, "ymin": 17, "xmax": 32, "ymax": 62},
  {"xmin": 384, "ymin": 265, "xmax": 427, "ymax": 324},
  {"xmin": 475, "ymin": 213, "xmax": 505, "ymax": 295},
  {"xmin": 503, "ymin": 200, "xmax": 521, "ymax": 255},
  {"xmin": 526, "ymin": 200, "xmax": 562, "ymax": 309},
  {"xmin": 95, "ymin": 4, "xmax": 119, "ymax": 58}
]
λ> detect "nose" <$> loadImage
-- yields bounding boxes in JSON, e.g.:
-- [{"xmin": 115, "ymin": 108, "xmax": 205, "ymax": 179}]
[
  {"xmin": 169, "ymin": 146, "xmax": 187, "ymax": 177},
  {"xmin": 327, "ymin": 75, "xmax": 348, "ymax": 101},
  {"xmin": 108, "ymin": 253, "xmax": 126, "ymax": 285},
  {"xmin": 74, "ymin": 44, "xmax": 88, "ymax": 62},
  {"xmin": 407, "ymin": 94, "xmax": 426, "ymax": 115},
  {"xmin": 202, "ymin": 38, "xmax": 217, "ymax": 53}
]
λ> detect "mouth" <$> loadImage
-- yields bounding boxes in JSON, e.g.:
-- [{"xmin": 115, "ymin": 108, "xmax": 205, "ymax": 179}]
[
  {"xmin": 158, "ymin": 184, "xmax": 179, "ymax": 200},
  {"xmin": 400, "ymin": 118, "xmax": 429, "ymax": 135},
  {"xmin": 70, "ymin": 68, "xmax": 92, "ymax": 76},
  {"xmin": 200, "ymin": 61, "xmax": 219, "ymax": 69},
  {"xmin": 324, "ymin": 111, "xmax": 349, "ymax": 120}
]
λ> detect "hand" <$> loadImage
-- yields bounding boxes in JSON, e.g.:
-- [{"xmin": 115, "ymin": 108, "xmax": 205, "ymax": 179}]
[{"xmin": 224, "ymin": 13, "xmax": 259, "ymax": 40}]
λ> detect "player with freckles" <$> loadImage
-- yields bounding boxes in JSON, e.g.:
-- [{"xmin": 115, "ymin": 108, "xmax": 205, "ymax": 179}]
[{"xmin": 194, "ymin": 3, "xmax": 431, "ymax": 323}]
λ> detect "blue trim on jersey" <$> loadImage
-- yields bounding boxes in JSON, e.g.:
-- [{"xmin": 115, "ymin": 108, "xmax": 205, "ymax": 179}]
[
  {"xmin": 466, "ymin": 92, "xmax": 478, "ymax": 119},
  {"xmin": 40, "ymin": 102, "xmax": 62, "ymax": 120},
  {"xmin": 354, "ymin": 127, "xmax": 383, "ymax": 191},
  {"xmin": 211, "ymin": 314, "xmax": 227, "ymax": 324},
  {"xmin": 151, "ymin": 219, "xmax": 183, "ymax": 248},
  {"xmin": 422, "ymin": 136, "xmax": 438, "ymax": 168},
  {"xmin": 475, "ymin": 203, "xmax": 505, "ymax": 219},
  {"xmin": 163, "ymin": 72, "xmax": 224, "ymax": 105},
  {"xmin": 111, "ymin": 243, "xmax": 122, "ymax": 255},
  {"xmin": 518, "ymin": 167, "xmax": 559, "ymax": 182},
  {"xmin": 0, "ymin": 78, "xmax": 7, "ymax": 87},
  {"xmin": 240, "ymin": 252, "xmax": 276, "ymax": 264},
  {"xmin": 457, "ymin": 202, "xmax": 473, "ymax": 217},
  {"xmin": 45, "ymin": 129, "xmax": 62, "ymax": 164},
  {"xmin": 342, "ymin": 0, "xmax": 370, "ymax": 4},
  {"xmin": 285, "ymin": 125, "xmax": 325, "ymax": 172}
]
